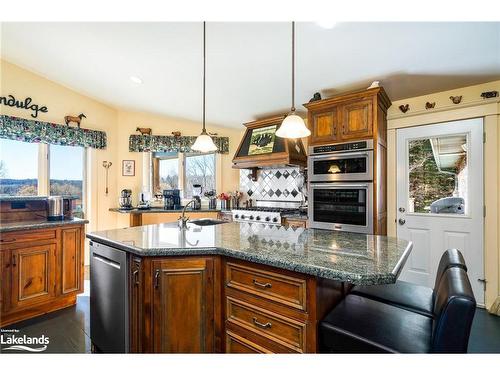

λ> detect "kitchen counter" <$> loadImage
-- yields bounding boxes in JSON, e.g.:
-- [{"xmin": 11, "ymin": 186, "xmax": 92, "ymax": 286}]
[
  {"xmin": 0, "ymin": 217, "xmax": 88, "ymax": 232},
  {"xmin": 87, "ymin": 221, "xmax": 412, "ymax": 285},
  {"xmin": 0, "ymin": 195, "xmax": 78, "ymax": 202},
  {"xmin": 109, "ymin": 207, "xmax": 222, "ymax": 213}
]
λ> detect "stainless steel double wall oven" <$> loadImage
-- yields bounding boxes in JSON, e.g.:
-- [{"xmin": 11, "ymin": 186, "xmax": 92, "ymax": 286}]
[{"xmin": 308, "ymin": 140, "xmax": 374, "ymax": 234}]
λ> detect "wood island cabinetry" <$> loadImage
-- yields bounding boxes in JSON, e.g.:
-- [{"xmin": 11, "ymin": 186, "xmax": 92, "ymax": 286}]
[{"xmin": 128, "ymin": 255, "xmax": 342, "ymax": 353}]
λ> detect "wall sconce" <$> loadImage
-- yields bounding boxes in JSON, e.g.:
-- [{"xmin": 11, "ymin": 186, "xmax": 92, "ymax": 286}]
[{"xmin": 102, "ymin": 161, "xmax": 112, "ymax": 195}]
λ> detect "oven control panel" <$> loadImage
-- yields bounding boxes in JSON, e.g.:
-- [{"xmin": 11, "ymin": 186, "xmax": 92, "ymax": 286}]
[{"xmin": 312, "ymin": 140, "xmax": 372, "ymax": 154}]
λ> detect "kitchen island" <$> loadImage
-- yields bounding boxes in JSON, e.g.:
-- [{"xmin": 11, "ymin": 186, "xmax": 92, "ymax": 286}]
[{"xmin": 87, "ymin": 221, "xmax": 412, "ymax": 353}]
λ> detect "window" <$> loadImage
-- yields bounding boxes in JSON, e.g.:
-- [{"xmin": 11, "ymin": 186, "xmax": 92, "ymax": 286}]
[
  {"xmin": 0, "ymin": 139, "xmax": 39, "ymax": 196},
  {"xmin": 151, "ymin": 152, "xmax": 216, "ymax": 198},
  {"xmin": 408, "ymin": 134, "xmax": 468, "ymax": 214},
  {"xmin": 49, "ymin": 144, "xmax": 85, "ymax": 217},
  {"xmin": 184, "ymin": 153, "xmax": 216, "ymax": 198}
]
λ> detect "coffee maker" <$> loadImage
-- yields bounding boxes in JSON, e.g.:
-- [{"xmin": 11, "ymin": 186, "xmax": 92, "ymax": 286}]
[
  {"xmin": 163, "ymin": 189, "xmax": 181, "ymax": 210},
  {"xmin": 119, "ymin": 189, "xmax": 133, "ymax": 209},
  {"xmin": 192, "ymin": 184, "xmax": 202, "ymax": 210}
]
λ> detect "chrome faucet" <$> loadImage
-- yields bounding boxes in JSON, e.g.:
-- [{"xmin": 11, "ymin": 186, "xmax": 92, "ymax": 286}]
[{"xmin": 179, "ymin": 199, "xmax": 196, "ymax": 228}]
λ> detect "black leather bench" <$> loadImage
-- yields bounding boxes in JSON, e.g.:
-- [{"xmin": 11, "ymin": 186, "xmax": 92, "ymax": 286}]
[
  {"xmin": 319, "ymin": 267, "xmax": 476, "ymax": 353},
  {"xmin": 349, "ymin": 248, "xmax": 467, "ymax": 317}
]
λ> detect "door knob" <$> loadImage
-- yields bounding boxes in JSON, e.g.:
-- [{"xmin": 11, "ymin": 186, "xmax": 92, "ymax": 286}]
[{"xmin": 398, "ymin": 218, "xmax": 406, "ymax": 225}]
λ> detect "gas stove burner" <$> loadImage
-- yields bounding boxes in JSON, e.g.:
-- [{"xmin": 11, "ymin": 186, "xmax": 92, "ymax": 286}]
[{"xmin": 232, "ymin": 206, "xmax": 305, "ymax": 225}]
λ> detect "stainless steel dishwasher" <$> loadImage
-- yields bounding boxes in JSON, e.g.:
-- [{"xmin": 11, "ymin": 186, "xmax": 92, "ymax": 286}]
[{"xmin": 90, "ymin": 241, "xmax": 129, "ymax": 353}]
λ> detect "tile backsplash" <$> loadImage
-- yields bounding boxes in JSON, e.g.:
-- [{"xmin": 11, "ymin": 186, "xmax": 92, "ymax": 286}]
[{"xmin": 239, "ymin": 167, "xmax": 305, "ymax": 202}]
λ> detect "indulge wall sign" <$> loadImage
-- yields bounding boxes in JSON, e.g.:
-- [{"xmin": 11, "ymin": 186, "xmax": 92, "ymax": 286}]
[{"xmin": 0, "ymin": 94, "xmax": 48, "ymax": 118}]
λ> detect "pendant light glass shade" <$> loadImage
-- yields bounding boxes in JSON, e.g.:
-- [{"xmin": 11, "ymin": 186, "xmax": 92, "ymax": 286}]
[
  {"xmin": 192, "ymin": 130, "xmax": 218, "ymax": 152},
  {"xmin": 276, "ymin": 21, "xmax": 311, "ymax": 139},
  {"xmin": 192, "ymin": 21, "xmax": 218, "ymax": 153},
  {"xmin": 276, "ymin": 112, "xmax": 310, "ymax": 138}
]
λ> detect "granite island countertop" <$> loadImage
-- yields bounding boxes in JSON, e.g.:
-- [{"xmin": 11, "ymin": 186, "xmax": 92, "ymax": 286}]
[
  {"xmin": 0, "ymin": 218, "xmax": 88, "ymax": 232},
  {"xmin": 87, "ymin": 222, "xmax": 412, "ymax": 285}
]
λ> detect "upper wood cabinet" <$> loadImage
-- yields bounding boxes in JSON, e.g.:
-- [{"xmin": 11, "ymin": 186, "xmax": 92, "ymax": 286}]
[
  {"xmin": 304, "ymin": 87, "xmax": 391, "ymax": 146},
  {"xmin": 310, "ymin": 107, "xmax": 339, "ymax": 144},
  {"xmin": 152, "ymin": 257, "xmax": 215, "ymax": 353},
  {"xmin": 340, "ymin": 98, "xmax": 373, "ymax": 140}
]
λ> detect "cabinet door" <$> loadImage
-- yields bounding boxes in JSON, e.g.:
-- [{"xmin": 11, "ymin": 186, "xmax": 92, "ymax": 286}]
[
  {"xmin": 11, "ymin": 244, "xmax": 56, "ymax": 309},
  {"xmin": 130, "ymin": 257, "xmax": 143, "ymax": 353},
  {"xmin": 152, "ymin": 257, "xmax": 214, "ymax": 353},
  {"xmin": 340, "ymin": 98, "xmax": 373, "ymax": 140},
  {"xmin": 310, "ymin": 107, "xmax": 339, "ymax": 145},
  {"xmin": 61, "ymin": 227, "xmax": 83, "ymax": 295},
  {"xmin": 1, "ymin": 249, "xmax": 12, "ymax": 313}
]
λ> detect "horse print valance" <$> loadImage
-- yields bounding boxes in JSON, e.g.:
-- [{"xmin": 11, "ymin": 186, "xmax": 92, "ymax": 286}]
[
  {"xmin": 0, "ymin": 115, "xmax": 107, "ymax": 149},
  {"xmin": 129, "ymin": 134, "xmax": 229, "ymax": 154}
]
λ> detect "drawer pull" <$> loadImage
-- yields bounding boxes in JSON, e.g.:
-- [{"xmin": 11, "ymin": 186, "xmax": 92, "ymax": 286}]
[
  {"xmin": 253, "ymin": 317, "xmax": 272, "ymax": 329},
  {"xmin": 1, "ymin": 238, "xmax": 16, "ymax": 243},
  {"xmin": 253, "ymin": 279, "xmax": 272, "ymax": 289}
]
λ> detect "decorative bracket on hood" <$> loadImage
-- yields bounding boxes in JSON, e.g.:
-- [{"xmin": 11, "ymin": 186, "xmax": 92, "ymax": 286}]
[{"xmin": 232, "ymin": 115, "xmax": 307, "ymax": 178}]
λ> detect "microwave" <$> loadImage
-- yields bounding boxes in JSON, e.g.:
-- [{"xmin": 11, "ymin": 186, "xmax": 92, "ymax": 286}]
[{"xmin": 308, "ymin": 140, "xmax": 373, "ymax": 182}]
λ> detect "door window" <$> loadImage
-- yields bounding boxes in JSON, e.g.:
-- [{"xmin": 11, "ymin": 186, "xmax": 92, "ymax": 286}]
[{"xmin": 407, "ymin": 134, "xmax": 468, "ymax": 215}]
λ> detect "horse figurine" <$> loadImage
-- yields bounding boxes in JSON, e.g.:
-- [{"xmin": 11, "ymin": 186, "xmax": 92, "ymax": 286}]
[
  {"xmin": 64, "ymin": 113, "xmax": 86, "ymax": 128},
  {"xmin": 136, "ymin": 127, "xmax": 152, "ymax": 136}
]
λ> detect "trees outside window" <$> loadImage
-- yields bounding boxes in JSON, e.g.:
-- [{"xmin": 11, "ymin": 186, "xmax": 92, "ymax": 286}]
[{"xmin": 184, "ymin": 153, "xmax": 216, "ymax": 198}]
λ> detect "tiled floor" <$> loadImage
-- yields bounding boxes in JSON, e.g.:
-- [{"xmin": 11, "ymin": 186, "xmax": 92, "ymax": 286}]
[{"xmin": 2, "ymin": 283, "xmax": 499, "ymax": 353}]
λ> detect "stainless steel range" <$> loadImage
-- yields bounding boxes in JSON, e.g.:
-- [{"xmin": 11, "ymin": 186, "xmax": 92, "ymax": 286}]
[{"xmin": 232, "ymin": 201, "xmax": 304, "ymax": 225}]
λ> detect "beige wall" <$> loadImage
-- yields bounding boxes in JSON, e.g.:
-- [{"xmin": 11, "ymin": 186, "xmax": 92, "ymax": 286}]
[
  {"xmin": 114, "ymin": 110, "xmax": 242, "ymax": 228},
  {"xmin": 1, "ymin": 60, "xmax": 120, "ymax": 232},
  {"xmin": 387, "ymin": 80, "xmax": 500, "ymax": 313},
  {"xmin": 1, "ymin": 60, "xmax": 243, "ymax": 233}
]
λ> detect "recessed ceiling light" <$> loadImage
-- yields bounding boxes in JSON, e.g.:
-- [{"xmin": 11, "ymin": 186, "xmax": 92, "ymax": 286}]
[
  {"xmin": 316, "ymin": 21, "xmax": 337, "ymax": 29},
  {"xmin": 129, "ymin": 76, "xmax": 143, "ymax": 84}
]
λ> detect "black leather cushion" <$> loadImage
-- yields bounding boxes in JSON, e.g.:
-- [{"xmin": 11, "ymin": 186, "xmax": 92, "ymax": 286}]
[
  {"xmin": 350, "ymin": 281, "xmax": 434, "ymax": 317},
  {"xmin": 350, "ymin": 249, "xmax": 467, "ymax": 317},
  {"xmin": 319, "ymin": 294, "xmax": 433, "ymax": 353},
  {"xmin": 433, "ymin": 248, "xmax": 467, "ymax": 289},
  {"xmin": 431, "ymin": 267, "xmax": 476, "ymax": 353}
]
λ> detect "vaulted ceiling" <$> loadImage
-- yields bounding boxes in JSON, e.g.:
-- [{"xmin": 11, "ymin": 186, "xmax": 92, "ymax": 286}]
[{"xmin": 2, "ymin": 22, "xmax": 499, "ymax": 128}]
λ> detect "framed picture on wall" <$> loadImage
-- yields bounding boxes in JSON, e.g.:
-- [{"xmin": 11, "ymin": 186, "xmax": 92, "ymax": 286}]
[{"xmin": 122, "ymin": 160, "xmax": 135, "ymax": 176}]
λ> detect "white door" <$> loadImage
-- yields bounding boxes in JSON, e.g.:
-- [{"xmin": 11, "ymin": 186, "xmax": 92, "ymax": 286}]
[{"xmin": 397, "ymin": 118, "xmax": 484, "ymax": 304}]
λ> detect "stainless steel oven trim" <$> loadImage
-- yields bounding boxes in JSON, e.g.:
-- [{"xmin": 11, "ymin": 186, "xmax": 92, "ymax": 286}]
[
  {"xmin": 308, "ymin": 150, "xmax": 374, "ymax": 182},
  {"xmin": 308, "ymin": 139, "xmax": 374, "ymax": 156},
  {"xmin": 308, "ymin": 182, "xmax": 373, "ymax": 234}
]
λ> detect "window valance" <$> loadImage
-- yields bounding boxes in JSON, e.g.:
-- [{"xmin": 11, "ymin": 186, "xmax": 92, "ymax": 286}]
[
  {"xmin": 129, "ymin": 134, "xmax": 229, "ymax": 154},
  {"xmin": 0, "ymin": 115, "xmax": 107, "ymax": 149}
]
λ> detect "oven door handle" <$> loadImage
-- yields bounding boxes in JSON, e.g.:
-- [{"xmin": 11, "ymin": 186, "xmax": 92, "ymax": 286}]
[
  {"xmin": 310, "ymin": 151, "xmax": 370, "ymax": 160},
  {"xmin": 310, "ymin": 183, "xmax": 370, "ymax": 189}
]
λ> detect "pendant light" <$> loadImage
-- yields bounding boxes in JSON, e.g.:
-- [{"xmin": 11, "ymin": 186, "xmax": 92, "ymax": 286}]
[
  {"xmin": 192, "ymin": 22, "xmax": 218, "ymax": 152},
  {"xmin": 276, "ymin": 22, "xmax": 311, "ymax": 139}
]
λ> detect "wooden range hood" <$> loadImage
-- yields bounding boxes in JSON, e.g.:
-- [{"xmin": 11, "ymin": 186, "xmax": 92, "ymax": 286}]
[{"xmin": 232, "ymin": 115, "xmax": 307, "ymax": 178}]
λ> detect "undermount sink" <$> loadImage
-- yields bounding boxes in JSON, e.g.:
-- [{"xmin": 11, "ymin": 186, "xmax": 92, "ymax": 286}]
[{"xmin": 189, "ymin": 219, "xmax": 227, "ymax": 226}]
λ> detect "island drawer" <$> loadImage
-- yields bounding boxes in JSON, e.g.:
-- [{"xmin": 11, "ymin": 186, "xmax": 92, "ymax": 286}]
[
  {"xmin": 226, "ymin": 296, "xmax": 306, "ymax": 353},
  {"xmin": 225, "ymin": 330, "xmax": 273, "ymax": 353},
  {"xmin": 225, "ymin": 261, "xmax": 307, "ymax": 311},
  {"xmin": 0, "ymin": 229, "xmax": 57, "ymax": 245}
]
